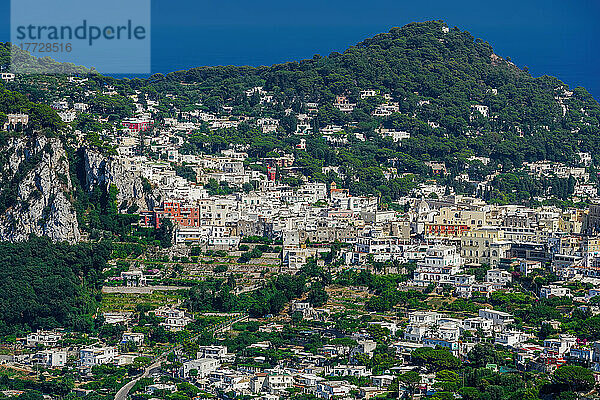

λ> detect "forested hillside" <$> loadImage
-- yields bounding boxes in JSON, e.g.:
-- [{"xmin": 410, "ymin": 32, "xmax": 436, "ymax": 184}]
[
  {"xmin": 3, "ymin": 21, "xmax": 599, "ymax": 205},
  {"xmin": 139, "ymin": 21, "xmax": 600, "ymax": 200},
  {"xmin": 0, "ymin": 237, "xmax": 111, "ymax": 335},
  {"xmin": 0, "ymin": 86, "xmax": 64, "ymax": 133}
]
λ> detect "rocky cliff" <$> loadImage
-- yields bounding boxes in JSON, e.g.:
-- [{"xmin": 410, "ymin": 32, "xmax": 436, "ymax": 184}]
[
  {"xmin": 83, "ymin": 149, "xmax": 158, "ymax": 213},
  {"xmin": 0, "ymin": 136, "xmax": 160, "ymax": 243},
  {"xmin": 0, "ymin": 135, "xmax": 80, "ymax": 243}
]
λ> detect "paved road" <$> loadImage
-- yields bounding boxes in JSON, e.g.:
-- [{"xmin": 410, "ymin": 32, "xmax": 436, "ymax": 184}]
[
  {"xmin": 114, "ymin": 359, "xmax": 163, "ymax": 400},
  {"xmin": 114, "ymin": 314, "xmax": 248, "ymax": 400}
]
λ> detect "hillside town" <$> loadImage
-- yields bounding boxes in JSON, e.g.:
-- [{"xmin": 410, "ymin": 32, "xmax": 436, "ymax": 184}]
[
  {"xmin": 1, "ymin": 69, "xmax": 600, "ymax": 400},
  {"xmin": 1, "ymin": 19, "xmax": 600, "ymax": 400}
]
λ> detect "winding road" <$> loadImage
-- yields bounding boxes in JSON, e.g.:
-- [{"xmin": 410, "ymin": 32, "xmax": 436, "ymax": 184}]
[{"xmin": 114, "ymin": 313, "xmax": 248, "ymax": 400}]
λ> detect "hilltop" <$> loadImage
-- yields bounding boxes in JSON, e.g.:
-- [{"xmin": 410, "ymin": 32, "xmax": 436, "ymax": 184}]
[
  {"xmin": 142, "ymin": 21, "xmax": 600, "ymax": 199},
  {"xmin": 1, "ymin": 20, "xmax": 599, "ymax": 206}
]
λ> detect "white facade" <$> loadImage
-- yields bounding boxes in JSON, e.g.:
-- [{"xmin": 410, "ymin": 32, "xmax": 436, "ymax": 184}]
[
  {"xmin": 26, "ymin": 330, "xmax": 62, "ymax": 348},
  {"xmin": 159, "ymin": 309, "xmax": 193, "ymax": 331},
  {"xmin": 413, "ymin": 245, "xmax": 462, "ymax": 285},
  {"xmin": 486, "ymin": 269, "xmax": 512, "ymax": 285},
  {"xmin": 33, "ymin": 350, "xmax": 67, "ymax": 368},
  {"xmin": 0, "ymin": 72, "xmax": 15, "ymax": 82},
  {"xmin": 329, "ymin": 365, "xmax": 371, "ymax": 377},
  {"xmin": 316, "ymin": 381, "xmax": 353, "ymax": 400},
  {"xmin": 80, "ymin": 347, "xmax": 116, "ymax": 367},
  {"xmin": 180, "ymin": 358, "xmax": 220, "ymax": 378},
  {"xmin": 478, "ymin": 308, "xmax": 515, "ymax": 327},
  {"xmin": 3, "ymin": 113, "xmax": 29, "ymax": 130},
  {"xmin": 495, "ymin": 330, "xmax": 527, "ymax": 347},
  {"xmin": 540, "ymin": 285, "xmax": 572, "ymax": 299},
  {"xmin": 197, "ymin": 345, "xmax": 230, "ymax": 360},
  {"xmin": 544, "ymin": 335, "xmax": 577, "ymax": 356},
  {"xmin": 462, "ymin": 317, "xmax": 494, "ymax": 332},
  {"xmin": 121, "ymin": 332, "xmax": 144, "ymax": 345}
]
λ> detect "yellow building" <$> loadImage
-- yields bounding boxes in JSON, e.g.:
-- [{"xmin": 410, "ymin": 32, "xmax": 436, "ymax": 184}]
[{"xmin": 461, "ymin": 227, "xmax": 511, "ymax": 267}]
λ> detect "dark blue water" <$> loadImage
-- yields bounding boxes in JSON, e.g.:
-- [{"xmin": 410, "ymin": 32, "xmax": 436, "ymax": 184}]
[{"xmin": 1, "ymin": 0, "xmax": 599, "ymax": 100}]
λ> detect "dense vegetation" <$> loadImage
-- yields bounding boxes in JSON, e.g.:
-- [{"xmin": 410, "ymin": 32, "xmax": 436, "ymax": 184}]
[
  {"xmin": 0, "ymin": 42, "xmax": 92, "ymax": 75},
  {"xmin": 185, "ymin": 273, "xmax": 307, "ymax": 317},
  {"xmin": 0, "ymin": 86, "xmax": 64, "ymax": 133},
  {"xmin": 185, "ymin": 260, "xmax": 330, "ymax": 317},
  {"xmin": 103, "ymin": 21, "xmax": 600, "ymax": 203},
  {"xmin": 0, "ymin": 236, "xmax": 111, "ymax": 335},
  {"xmin": 2, "ymin": 21, "xmax": 599, "ymax": 205}
]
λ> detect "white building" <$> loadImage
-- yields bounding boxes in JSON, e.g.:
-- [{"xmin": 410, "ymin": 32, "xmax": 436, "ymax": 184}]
[
  {"xmin": 462, "ymin": 317, "xmax": 494, "ymax": 333},
  {"xmin": 329, "ymin": 365, "xmax": 371, "ymax": 377},
  {"xmin": 316, "ymin": 381, "xmax": 353, "ymax": 400},
  {"xmin": 3, "ymin": 113, "xmax": 29, "ymax": 130},
  {"xmin": 350, "ymin": 340, "xmax": 377, "ymax": 358},
  {"xmin": 540, "ymin": 285, "xmax": 572, "ymax": 299},
  {"xmin": 251, "ymin": 374, "xmax": 295, "ymax": 394},
  {"xmin": 147, "ymin": 384, "xmax": 177, "ymax": 395},
  {"xmin": 333, "ymin": 96, "xmax": 356, "ymax": 113},
  {"xmin": 80, "ymin": 347, "xmax": 116, "ymax": 367},
  {"xmin": 495, "ymin": 330, "xmax": 527, "ymax": 347},
  {"xmin": 519, "ymin": 260, "xmax": 542, "ymax": 276},
  {"xmin": 471, "ymin": 104, "xmax": 489, "ymax": 119},
  {"xmin": 368, "ymin": 321, "xmax": 399, "ymax": 336},
  {"xmin": 121, "ymin": 332, "xmax": 144, "ymax": 346},
  {"xmin": 544, "ymin": 335, "xmax": 577, "ymax": 356},
  {"xmin": 0, "ymin": 72, "xmax": 15, "ymax": 82},
  {"xmin": 26, "ymin": 330, "xmax": 62, "ymax": 348},
  {"xmin": 478, "ymin": 308, "xmax": 515, "ymax": 328},
  {"xmin": 290, "ymin": 300, "xmax": 315, "ymax": 319},
  {"xmin": 159, "ymin": 308, "xmax": 193, "ymax": 332},
  {"xmin": 121, "ymin": 270, "xmax": 147, "ymax": 287},
  {"xmin": 413, "ymin": 245, "xmax": 462, "ymax": 285},
  {"xmin": 378, "ymin": 128, "xmax": 411, "ymax": 143},
  {"xmin": 408, "ymin": 311, "xmax": 442, "ymax": 325},
  {"xmin": 418, "ymin": 245, "xmax": 462, "ymax": 268},
  {"xmin": 74, "ymin": 102, "xmax": 89, "ymax": 112},
  {"xmin": 197, "ymin": 345, "xmax": 233, "ymax": 361},
  {"xmin": 404, "ymin": 312, "xmax": 462, "ymax": 346},
  {"xmin": 32, "ymin": 350, "xmax": 67, "ymax": 368},
  {"xmin": 58, "ymin": 110, "xmax": 76, "ymax": 123},
  {"xmin": 486, "ymin": 269, "xmax": 512, "ymax": 285},
  {"xmin": 360, "ymin": 90, "xmax": 377, "ymax": 99},
  {"xmin": 263, "ymin": 374, "xmax": 295, "ymax": 394},
  {"xmin": 404, "ymin": 324, "xmax": 431, "ymax": 342},
  {"xmin": 180, "ymin": 358, "xmax": 220, "ymax": 379}
]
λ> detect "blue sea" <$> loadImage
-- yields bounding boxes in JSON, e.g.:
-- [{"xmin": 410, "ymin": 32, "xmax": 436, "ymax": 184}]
[{"xmin": 0, "ymin": 0, "xmax": 598, "ymax": 100}]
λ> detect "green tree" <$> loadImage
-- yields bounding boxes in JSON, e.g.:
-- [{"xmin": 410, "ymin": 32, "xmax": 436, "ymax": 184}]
[
  {"xmin": 18, "ymin": 391, "xmax": 44, "ymax": 400},
  {"xmin": 435, "ymin": 370, "xmax": 461, "ymax": 392},
  {"xmin": 397, "ymin": 371, "xmax": 421, "ymax": 399},
  {"xmin": 467, "ymin": 344, "xmax": 502, "ymax": 368},
  {"xmin": 307, "ymin": 282, "xmax": 329, "ymax": 307},
  {"xmin": 553, "ymin": 365, "xmax": 595, "ymax": 394},
  {"xmin": 431, "ymin": 392, "xmax": 454, "ymax": 400},
  {"xmin": 157, "ymin": 219, "xmax": 174, "ymax": 248},
  {"xmin": 411, "ymin": 347, "xmax": 460, "ymax": 371},
  {"xmin": 291, "ymin": 311, "xmax": 304, "ymax": 326}
]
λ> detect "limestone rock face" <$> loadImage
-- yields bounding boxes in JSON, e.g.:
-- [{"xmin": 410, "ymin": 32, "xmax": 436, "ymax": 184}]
[
  {"xmin": 83, "ymin": 149, "xmax": 157, "ymax": 212},
  {"xmin": 0, "ymin": 136, "xmax": 80, "ymax": 243},
  {"xmin": 0, "ymin": 137, "xmax": 159, "ymax": 243}
]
